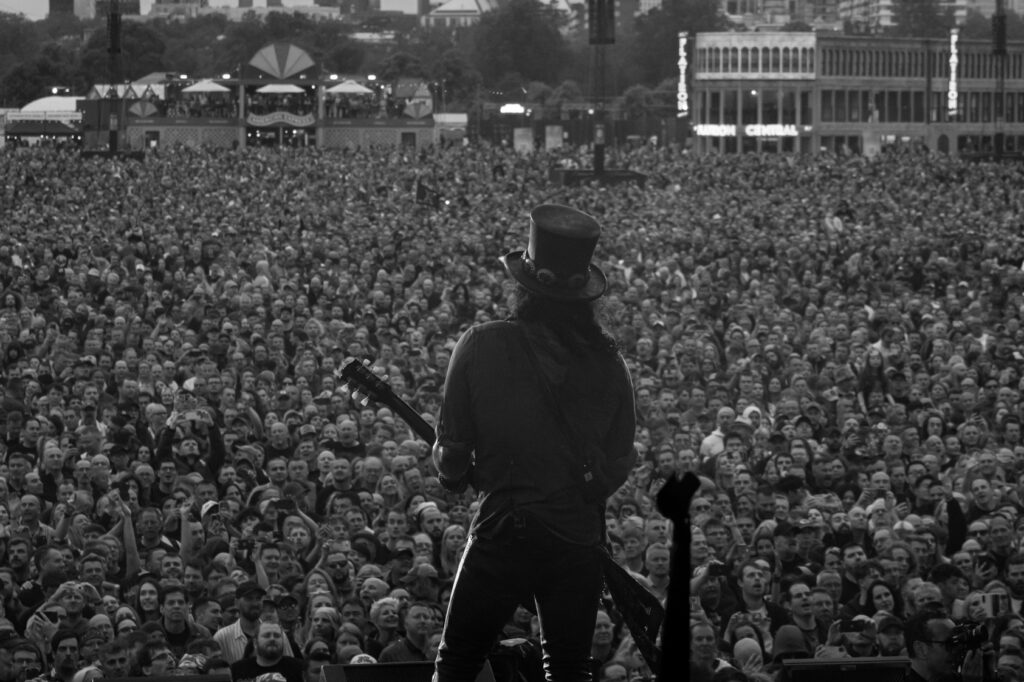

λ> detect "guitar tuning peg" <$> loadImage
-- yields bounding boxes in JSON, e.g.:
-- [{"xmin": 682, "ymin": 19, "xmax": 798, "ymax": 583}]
[
  {"xmin": 358, "ymin": 395, "xmax": 370, "ymax": 407},
  {"xmin": 340, "ymin": 382, "xmax": 351, "ymax": 393},
  {"xmin": 351, "ymin": 389, "xmax": 363, "ymax": 403}
]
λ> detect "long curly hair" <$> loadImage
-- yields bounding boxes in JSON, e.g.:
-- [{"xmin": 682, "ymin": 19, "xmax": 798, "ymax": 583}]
[{"xmin": 511, "ymin": 285, "xmax": 618, "ymax": 358}]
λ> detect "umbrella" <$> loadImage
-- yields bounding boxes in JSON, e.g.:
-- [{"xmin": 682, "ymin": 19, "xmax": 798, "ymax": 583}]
[
  {"xmin": 256, "ymin": 83, "xmax": 305, "ymax": 94},
  {"xmin": 250, "ymin": 43, "xmax": 315, "ymax": 80},
  {"xmin": 129, "ymin": 101, "xmax": 159, "ymax": 117},
  {"xmin": 325, "ymin": 80, "xmax": 373, "ymax": 95},
  {"xmin": 182, "ymin": 80, "xmax": 230, "ymax": 94}
]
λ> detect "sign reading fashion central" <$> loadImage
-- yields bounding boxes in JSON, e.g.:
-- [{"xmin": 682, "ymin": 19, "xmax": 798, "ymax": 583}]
[{"xmin": 693, "ymin": 123, "xmax": 802, "ymax": 137}]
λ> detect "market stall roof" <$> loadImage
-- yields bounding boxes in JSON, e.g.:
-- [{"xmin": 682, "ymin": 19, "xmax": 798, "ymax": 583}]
[
  {"xmin": 256, "ymin": 83, "xmax": 305, "ymax": 94},
  {"xmin": 182, "ymin": 80, "xmax": 231, "ymax": 94},
  {"xmin": 5, "ymin": 120, "xmax": 78, "ymax": 135},
  {"xmin": 21, "ymin": 96, "xmax": 82, "ymax": 113},
  {"xmin": 325, "ymin": 80, "xmax": 373, "ymax": 95}
]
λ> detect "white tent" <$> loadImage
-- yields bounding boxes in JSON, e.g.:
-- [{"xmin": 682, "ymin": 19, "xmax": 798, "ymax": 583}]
[
  {"xmin": 325, "ymin": 80, "xmax": 373, "ymax": 95},
  {"xmin": 256, "ymin": 83, "xmax": 305, "ymax": 94},
  {"xmin": 21, "ymin": 96, "xmax": 83, "ymax": 113},
  {"xmin": 182, "ymin": 80, "xmax": 230, "ymax": 94}
]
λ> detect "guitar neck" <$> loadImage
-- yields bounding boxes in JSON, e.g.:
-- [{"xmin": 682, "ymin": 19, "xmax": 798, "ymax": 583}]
[{"xmin": 385, "ymin": 394, "xmax": 436, "ymax": 445}]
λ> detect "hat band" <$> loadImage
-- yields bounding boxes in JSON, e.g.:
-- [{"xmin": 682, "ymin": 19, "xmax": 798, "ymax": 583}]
[{"xmin": 522, "ymin": 253, "xmax": 589, "ymax": 291}]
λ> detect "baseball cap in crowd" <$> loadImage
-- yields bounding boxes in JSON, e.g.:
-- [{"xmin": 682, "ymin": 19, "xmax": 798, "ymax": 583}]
[
  {"xmin": 235, "ymin": 581, "xmax": 267, "ymax": 600},
  {"xmin": 391, "ymin": 547, "xmax": 415, "ymax": 560},
  {"xmin": 201, "ymin": 501, "xmax": 220, "ymax": 520},
  {"xmin": 298, "ymin": 424, "xmax": 318, "ymax": 440},
  {"xmin": 877, "ymin": 615, "xmax": 904, "ymax": 632},
  {"xmin": 275, "ymin": 594, "xmax": 299, "ymax": 609}
]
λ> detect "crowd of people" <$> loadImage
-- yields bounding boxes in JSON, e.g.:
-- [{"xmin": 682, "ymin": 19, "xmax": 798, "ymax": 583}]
[{"xmin": 0, "ymin": 141, "xmax": 1022, "ymax": 682}]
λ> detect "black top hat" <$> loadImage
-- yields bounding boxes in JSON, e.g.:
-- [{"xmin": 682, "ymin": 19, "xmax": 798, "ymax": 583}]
[{"xmin": 499, "ymin": 204, "xmax": 607, "ymax": 302}]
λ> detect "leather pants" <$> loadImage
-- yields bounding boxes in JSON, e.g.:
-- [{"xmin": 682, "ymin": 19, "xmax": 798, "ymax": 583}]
[{"xmin": 434, "ymin": 510, "xmax": 603, "ymax": 682}]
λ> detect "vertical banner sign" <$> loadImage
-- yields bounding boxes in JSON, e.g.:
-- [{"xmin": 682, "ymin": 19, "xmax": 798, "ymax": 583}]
[
  {"xmin": 678, "ymin": 32, "xmax": 689, "ymax": 118},
  {"xmin": 948, "ymin": 28, "xmax": 959, "ymax": 119}
]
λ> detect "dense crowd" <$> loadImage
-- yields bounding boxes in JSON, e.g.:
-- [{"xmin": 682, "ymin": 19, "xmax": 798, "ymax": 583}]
[{"xmin": 0, "ymin": 143, "xmax": 1023, "ymax": 682}]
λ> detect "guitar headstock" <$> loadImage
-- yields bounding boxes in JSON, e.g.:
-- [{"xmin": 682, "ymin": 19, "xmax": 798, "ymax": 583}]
[{"xmin": 339, "ymin": 359, "xmax": 391, "ymax": 408}]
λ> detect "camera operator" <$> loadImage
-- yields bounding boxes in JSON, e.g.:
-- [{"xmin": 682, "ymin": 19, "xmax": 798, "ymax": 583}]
[{"xmin": 905, "ymin": 608, "xmax": 987, "ymax": 682}]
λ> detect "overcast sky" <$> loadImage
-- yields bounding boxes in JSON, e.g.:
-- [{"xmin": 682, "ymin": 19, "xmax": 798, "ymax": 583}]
[
  {"xmin": 0, "ymin": 0, "xmax": 47, "ymax": 20},
  {"xmin": 0, "ymin": 0, "xmax": 162, "ymax": 20}
]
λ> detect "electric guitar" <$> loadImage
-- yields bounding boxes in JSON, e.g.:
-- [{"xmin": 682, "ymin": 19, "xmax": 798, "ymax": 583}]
[
  {"xmin": 340, "ymin": 359, "xmax": 476, "ymax": 493},
  {"xmin": 340, "ymin": 358, "xmax": 664, "ymax": 671},
  {"xmin": 339, "ymin": 360, "xmax": 436, "ymax": 444}
]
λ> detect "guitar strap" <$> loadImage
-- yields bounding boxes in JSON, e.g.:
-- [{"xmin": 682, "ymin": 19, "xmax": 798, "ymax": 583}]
[
  {"xmin": 518, "ymin": 323, "xmax": 664, "ymax": 672},
  {"xmin": 516, "ymin": 324, "xmax": 597, "ymax": 489}
]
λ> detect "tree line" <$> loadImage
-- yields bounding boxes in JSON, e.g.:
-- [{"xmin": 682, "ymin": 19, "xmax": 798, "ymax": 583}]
[
  {"xmin": 0, "ymin": 0, "xmax": 1016, "ymax": 112},
  {"xmin": 0, "ymin": 0, "xmax": 707, "ymax": 111}
]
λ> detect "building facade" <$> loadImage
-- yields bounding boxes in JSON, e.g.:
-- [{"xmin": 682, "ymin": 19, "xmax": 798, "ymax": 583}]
[{"xmin": 690, "ymin": 31, "xmax": 1024, "ymax": 156}]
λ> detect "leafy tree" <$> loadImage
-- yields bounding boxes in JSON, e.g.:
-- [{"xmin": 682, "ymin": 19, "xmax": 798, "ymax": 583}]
[
  {"xmin": 547, "ymin": 79, "xmax": 584, "ymax": 112},
  {"xmin": 3, "ymin": 54, "xmax": 78, "ymax": 105},
  {"xmin": 76, "ymin": 20, "xmax": 168, "ymax": 84},
  {"xmin": 322, "ymin": 40, "xmax": 367, "ymax": 75},
  {"xmin": 631, "ymin": 0, "xmax": 729, "ymax": 85},
  {"xmin": 0, "ymin": 13, "xmax": 44, "ymax": 68},
  {"xmin": 470, "ymin": 0, "xmax": 570, "ymax": 85},
  {"xmin": 960, "ymin": 8, "xmax": 1024, "ymax": 41},
  {"xmin": 618, "ymin": 84, "xmax": 654, "ymax": 119},
  {"xmin": 430, "ymin": 49, "xmax": 481, "ymax": 109},
  {"xmin": 889, "ymin": 0, "xmax": 954, "ymax": 38},
  {"xmin": 380, "ymin": 51, "xmax": 426, "ymax": 82}
]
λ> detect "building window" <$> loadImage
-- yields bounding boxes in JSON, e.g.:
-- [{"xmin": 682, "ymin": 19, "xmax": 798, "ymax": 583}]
[
  {"xmin": 710, "ymin": 91, "xmax": 721, "ymax": 123},
  {"xmin": 847, "ymin": 90, "xmax": 859, "ymax": 122},
  {"xmin": 835, "ymin": 90, "xmax": 847, "ymax": 122},
  {"xmin": 808, "ymin": 48, "xmax": 815, "ymax": 73},
  {"xmin": 782, "ymin": 90, "xmax": 796, "ymax": 124},
  {"xmin": 821, "ymin": 90, "xmax": 834, "ymax": 122},
  {"xmin": 800, "ymin": 91, "xmax": 812, "ymax": 124},
  {"xmin": 982, "ymin": 91, "xmax": 992, "ymax": 122},
  {"xmin": 912, "ymin": 91, "xmax": 924, "ymax": 123},
  {"xmin": 900, "ymin": 91, "xmax": 911, "ymax": 122},
  {"xmin": 741, "ymin": 47, "xmax": 750, "ymax": 72},
  {"xmin": 763, "ymin": 88, "xmax": 779, "ymax": 124},
  {"xmin": 724, "ymin": 89, "xmax": 738, "ymax": 124},
  {"xmin": 887, "ymin": 91, "xmax": 899, "ymax": 122},
  {"xmin": 730, "ymin": 47, "xmax": 739, "ymax": 72},
  {"xmin": 771, "ymin": 47, "xmax": 781, "ymax": 72},
  {"xmin": 742, "ymin": 88, "xmax": 758, "ymax": 125}
]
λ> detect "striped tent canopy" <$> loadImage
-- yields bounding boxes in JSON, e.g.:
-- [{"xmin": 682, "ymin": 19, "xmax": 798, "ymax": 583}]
[
  {"xmin": 248, "ymin": 43, "xmax": 315, "ymax": 80},
  {"xmin": 129, "ymin": 100, "xmax": 159, "ymax": 117}
]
